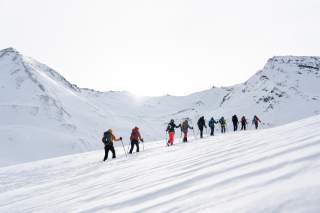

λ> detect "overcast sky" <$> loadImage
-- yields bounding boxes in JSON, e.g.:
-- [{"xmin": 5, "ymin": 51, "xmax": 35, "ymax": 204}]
[{"xmin": 1, "ymin": 0, "xmax": 319, "ymax": 96}]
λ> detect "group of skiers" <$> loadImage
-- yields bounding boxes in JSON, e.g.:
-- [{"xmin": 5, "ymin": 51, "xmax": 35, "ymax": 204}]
[
  {"xmin": 102, "ymin": 127, "xmax": 144, "ymax": 161},
  {"xmin": 101, "ymin": 115, "xmax": 261, "ymax": 161},
  {"xmin": 165, "ymin": 115, "xmax": 262, "ymax": 146}
]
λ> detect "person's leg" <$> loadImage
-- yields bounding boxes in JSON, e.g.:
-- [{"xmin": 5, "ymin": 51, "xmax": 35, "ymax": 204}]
[
  {"xmin": 169, "ymin": 132, "xmax": 175, "ymax": 145},
  {"xmin": 103, "ymin": 145, "xmax": 109, "ymax": 161},
  {"xmin": 183, "ymin": 132, "xmax": 188, "ymax": 142},
  {"xmin": 129, "ymin": 141, "xmax": 134, "ymax": 154},
  {"xmin": 136, "ymin": 141, "xmax": 139, "ymax": 152},
  {"xmin": 200, "ymin": 128, "xmax": 203, "ymax": 138},
  {"xmin": 111, "ymin": 145, "xmax": 116, "ymax": 158}
]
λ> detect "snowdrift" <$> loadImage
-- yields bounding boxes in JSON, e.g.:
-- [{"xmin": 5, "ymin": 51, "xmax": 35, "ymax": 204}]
[{"xmin": 1, "ymin": 115, "xmax": 320, "ymax": 212}]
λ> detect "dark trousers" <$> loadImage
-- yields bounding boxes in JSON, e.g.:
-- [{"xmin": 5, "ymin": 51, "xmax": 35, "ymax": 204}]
[
  {"xmin": 104, "ymin": 144, "xmax": 116, "ymax": 161},
  {"xmin": 129, "ymin": 140, "xmax": 139, "ymax": 154},
  {"xmin": 233, "ymin": 122, "xmax": 238, "ymax": 131},
  {"xmin": 241, "ymin": 123, "xmax": 246, "ymax": 130},
  {"xmin": 199, "ymin": 128, "xmax": 204, "ymax": 138},
  {"xmin": 254, "ymin": 122, "xmax": 259, "ymax": 129},
  {"xmin": 183, "ymin": 132, "xmax": 188, "ymax": 142},
  {"xmin": 210, "ymin": 127, "xmax": 215, "ymax": 136},
  {"xmin": 221, "ymin": 126, "xmax": 226, "ymax": 133}
]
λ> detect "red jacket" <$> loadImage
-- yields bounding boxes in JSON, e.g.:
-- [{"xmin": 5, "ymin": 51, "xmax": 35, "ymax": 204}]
[{"xmin": 130, "ymin": 127, "xmax": 142, "ymax": 141}]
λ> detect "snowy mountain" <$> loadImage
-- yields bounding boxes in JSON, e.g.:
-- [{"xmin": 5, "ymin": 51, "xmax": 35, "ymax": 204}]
[
  {"xmin": 1, "ymin": 115, "xmax": 320, "ymax": 212},
  {"xmin": 1, "ymin": 47, "xmax": 320, "ymax": 166}
]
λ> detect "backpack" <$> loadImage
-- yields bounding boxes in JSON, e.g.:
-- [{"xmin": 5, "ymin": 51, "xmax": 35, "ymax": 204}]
[
  {"xmin": 209, "ymin": 119, "xmax": 214, "ymax": 128},
  {"xmin": 131, "ymin": 128, "xmax": 140, "ymax": 141},
  {"xmin": 197, "ymin": 117, "xmax": 204, "ymax": 127},
  {"xmin": 182, "ymin": 121, "xmax": 188, "ymax": 130},
  {"xmin": 102, "ymin": 131, "xmax": 112, "ymax": 145},
  {"xmin": 219, "ymin": 118, "xmax": 226, "ymax": 126}
]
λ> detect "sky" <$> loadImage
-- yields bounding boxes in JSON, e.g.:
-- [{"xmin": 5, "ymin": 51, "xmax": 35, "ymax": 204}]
[{"xmin": 0, "ymin": 0, "xmax": 320, "ymax": 96}]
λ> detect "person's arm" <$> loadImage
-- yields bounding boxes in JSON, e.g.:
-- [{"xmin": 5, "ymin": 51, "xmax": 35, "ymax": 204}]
[
  {"xmin": 113, "ymin": 134, "xmax": 122, "ymax": 141},
  {"xmin": 138, "ymin": 131, "xmax": 143, "ymax": 142}
]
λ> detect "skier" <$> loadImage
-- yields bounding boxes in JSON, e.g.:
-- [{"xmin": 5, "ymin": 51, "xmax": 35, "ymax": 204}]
[
  {"xmin": 208, "ymin": 117, "xmax": 218, "ymax": 136},
  {"xmin": 197, "ymin": 116, "xmax": 207, "ymax": 138},
  {"xmin": 232, "ymin": 114, "xmax": 239, "ymax": 131},
  {"xmin": 219, "ymin": 116, "xmax": 227, "ymax": 133},
  {"xmin": 181, "ymin": 120, "xmax": 193, "ymax": 142},
  {"xmin": 252, "ymin": 115, "xmax": 261, "ymax": 129},
  {"xmin": 166, "ymin": 119, "xmax": 181, "ymax": 146},
  {"xmin": 102, "ymin": 129, "xmax": 122, "ymax": 161},
  {"xmin": 241, "ymin": 116, "xmax": 248, "ymax": 130},
  {"xmin": 129, "ymin": 126, "xmax": 144, "ymax": 154}
]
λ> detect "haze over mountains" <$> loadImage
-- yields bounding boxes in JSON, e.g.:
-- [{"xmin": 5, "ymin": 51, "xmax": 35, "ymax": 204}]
[{"xmin": 1, "ymin": 47, "xmax": 320, "ymax": 166}]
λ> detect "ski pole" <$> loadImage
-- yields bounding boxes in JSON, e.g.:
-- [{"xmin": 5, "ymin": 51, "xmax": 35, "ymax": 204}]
[
  {"xmin": 127, "ymin": 141, "xmax": 131, "ymax": 153},
  {"xmin": 143, "ymin": 141, "xmax": 145, "ymax": 151},
  {"xmin": 120, "ymin": 139, "xmax": 127, "ymax": 158},
  {"xmin": 165, "ymin": 131, "xmax": 168, "ymax": 146}
]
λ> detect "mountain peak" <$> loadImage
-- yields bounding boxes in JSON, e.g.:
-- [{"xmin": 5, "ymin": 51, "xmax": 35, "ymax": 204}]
[
  {"xmin": 0, "ymin": 47, "xmax": 21, "ymax": 58},
  {"xmin": 0, "ymin": 47, "xmax": 19, "ymax": 54},
  {"xmin": 267, "ymin": 55, "xmax": 320, "ymax": 65},
  {"xmin": 263, "ymin": 55, "xmax": 320, "ymax": 73}
]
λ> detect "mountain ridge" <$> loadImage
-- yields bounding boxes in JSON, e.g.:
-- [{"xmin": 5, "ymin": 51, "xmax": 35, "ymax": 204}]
[{"xmin": 1, "ymin": 47, "xmax": 320, "ymax": 166}]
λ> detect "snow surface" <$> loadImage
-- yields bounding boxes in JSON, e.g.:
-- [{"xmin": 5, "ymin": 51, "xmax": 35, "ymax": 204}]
[
  {"xmin": 1, "ymin": 115, "xmax": 320, "ymax": 212},
  {"xmin": 1, "ymin": 47, "xmax": 320, "ymax": 166}
]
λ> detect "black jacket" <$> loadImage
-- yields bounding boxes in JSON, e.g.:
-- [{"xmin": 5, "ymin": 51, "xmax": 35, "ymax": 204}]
[
  {"xmin": 166, "ymin": 122, "xmax": 180, "ymax": 133},
  {"xmin": 232, "ymin": 115, "xmax": 239, "ymax": 124},
  {"xmin": 197, "ymin": 117, "xmax": 207, "ymax": 129}
]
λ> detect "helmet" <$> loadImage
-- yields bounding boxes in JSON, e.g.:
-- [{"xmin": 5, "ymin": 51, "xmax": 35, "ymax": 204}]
[
  {"xmin": 170, "ymin": 119, "xmax": 174, "ymax": 123},
  {"xmin": 108, "ymin": 129, "xmax": 112, "ymax": 133}
]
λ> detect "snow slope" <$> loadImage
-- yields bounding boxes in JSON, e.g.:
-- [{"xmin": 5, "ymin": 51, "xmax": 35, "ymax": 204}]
[
  {"xmin": 1, "ymin": 115, "xmax": 320, "ymax": 212},
  {"xmin": 1, "ymin": 47, "xmax": 320, "ymax": 166}
]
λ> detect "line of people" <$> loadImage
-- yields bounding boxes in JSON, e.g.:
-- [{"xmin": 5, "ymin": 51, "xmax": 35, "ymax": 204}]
[
  {"xmin": 102, "ymin": 115, "xmax": 262, "ymax": 161},
  {"xmin": 165, "ymin": 115, "xmax": 262, "ymax": 145}
]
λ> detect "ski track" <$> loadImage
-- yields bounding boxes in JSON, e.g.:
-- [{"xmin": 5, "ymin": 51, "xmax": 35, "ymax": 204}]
[{"xmin": 1, "ymin": 116, "xmax": 320, "ymax": 212}]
